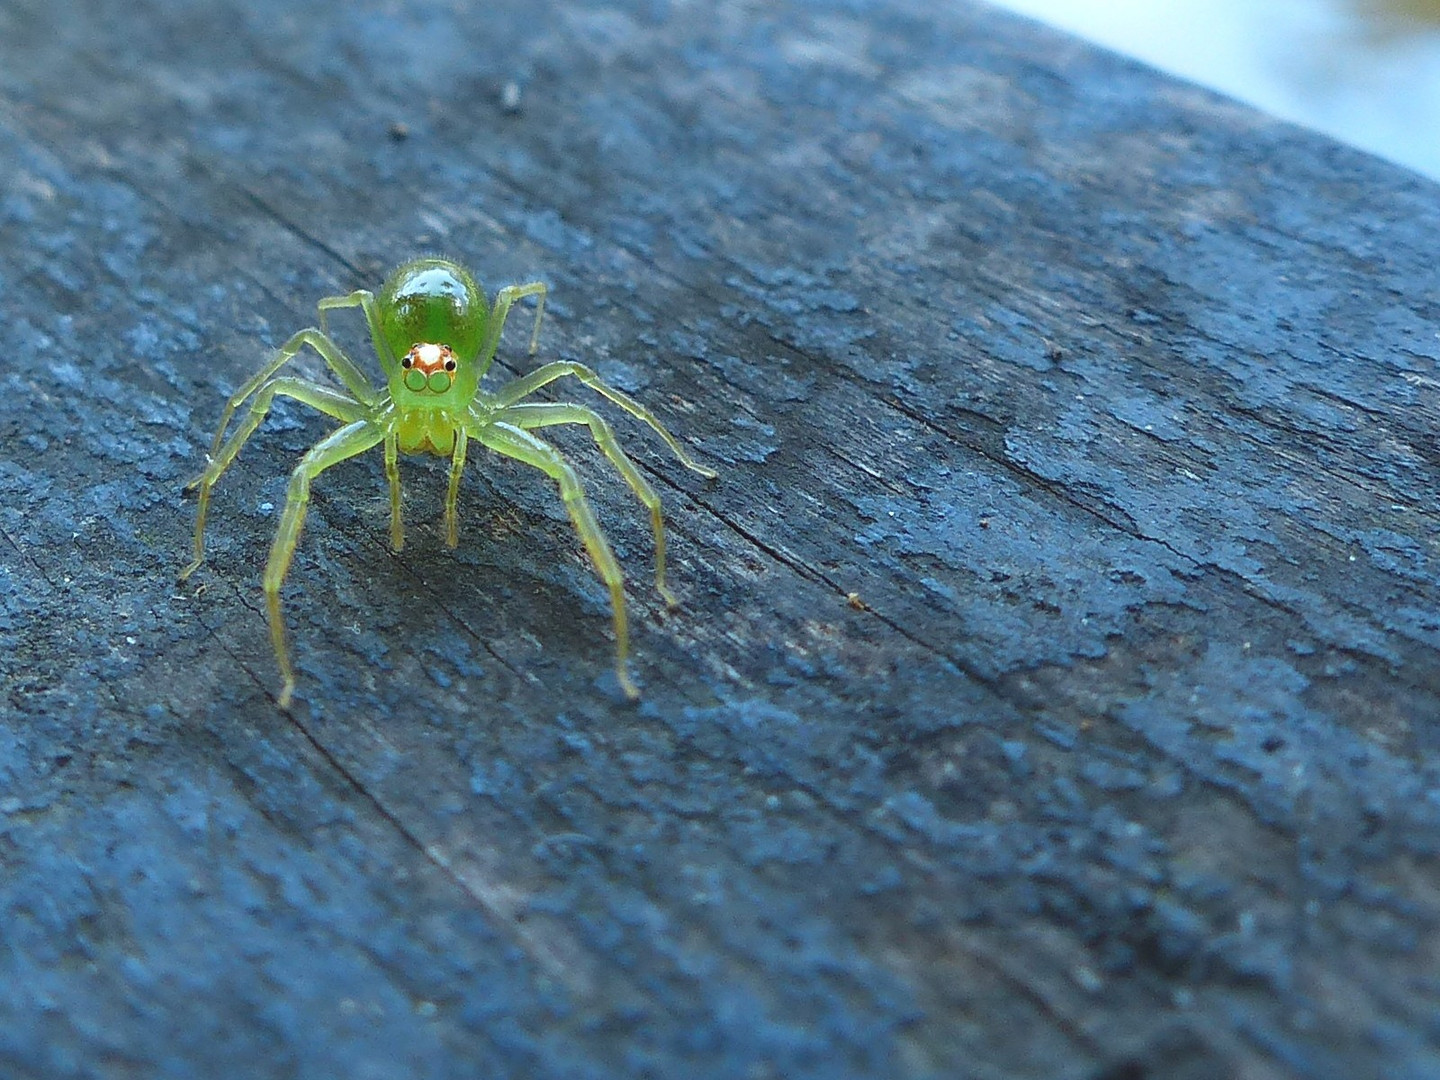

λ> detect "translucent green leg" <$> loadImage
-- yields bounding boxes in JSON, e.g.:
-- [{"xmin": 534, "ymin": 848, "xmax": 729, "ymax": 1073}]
[
  {"xmin": 475, "ymin": 281, "xmax": 547, "ymax": 380},
  {"xmin": 491, "ymin": 362, "xmax": 717, "ymax": 479},
  {"xmin": 182, "ymin": 378, "xmax": 366, "ymax": 579},
  {"xmin": 383, "ymin": 434, "xmax": 404, "ymax": 552},
  {"xmin": 264, "ymin": 420, "xmax": 386, "ymax": 708},
  {"xmin": 500, "ymin": 401, "xmax": 678, "ymax": 606},
  {"xmin": 444, "ymin": 429, "xmax": 469, "ymax": 548},
  {"xmin": 476, "ymin": 421, "xmax": 638, "ymax": 699},
  {"xmin": 206, "ymin": 330, "xmax": 376, "ymax": 463},
  {"xmin": 317, "ymin": 289, "xmax": 399, "ymax": 371}
]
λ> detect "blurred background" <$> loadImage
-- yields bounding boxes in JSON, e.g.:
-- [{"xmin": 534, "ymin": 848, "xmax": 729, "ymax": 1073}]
[{"xmin": 994, "ymin": 0, "xmax": 1440, "ymax": 180}]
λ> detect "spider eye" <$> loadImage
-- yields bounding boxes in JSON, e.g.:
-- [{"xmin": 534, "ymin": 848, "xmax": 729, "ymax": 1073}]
[
  {"xmin": 444, "ymin": 359, "xmax": 457, "ymax": 372},
  {"xmin": 401, "ymin": 356, "xmax": 413, "ymax": 368}
]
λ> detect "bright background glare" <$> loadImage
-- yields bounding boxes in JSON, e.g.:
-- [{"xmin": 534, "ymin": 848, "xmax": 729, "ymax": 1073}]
[{"xmin": 992, "ymin": 0, "xmax": 1440, "ymax": 180}]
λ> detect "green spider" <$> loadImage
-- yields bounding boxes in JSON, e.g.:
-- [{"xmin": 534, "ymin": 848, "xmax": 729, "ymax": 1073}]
[{"xmin": 181, "ymin": 257, "xmax": 716, "ymax": 707}]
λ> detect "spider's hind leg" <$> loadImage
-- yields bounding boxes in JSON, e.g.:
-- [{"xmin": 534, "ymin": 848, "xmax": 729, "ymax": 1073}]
[
  {"xmin": 488, "ymin": 281, "xmax": 548, "ymax": 356},
  {"xmin": 317, "ymin": 289, "xmax": 397, "ymax": 371},
  {"xmin": 472, "ymin": 281, "xmax": 548, "ymax": 382}
]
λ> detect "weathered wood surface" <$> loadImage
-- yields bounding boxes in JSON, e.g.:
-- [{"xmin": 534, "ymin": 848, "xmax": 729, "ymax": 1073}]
[{"xmin": 2, "ymin": 0, "xmax": 1439, "ymax": 1076}]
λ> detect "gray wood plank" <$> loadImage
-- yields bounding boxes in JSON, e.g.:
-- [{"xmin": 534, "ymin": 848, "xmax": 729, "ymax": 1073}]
[{"xmin": 1, "ymin": 0, "xmax": 1438, "ymax": 1077}]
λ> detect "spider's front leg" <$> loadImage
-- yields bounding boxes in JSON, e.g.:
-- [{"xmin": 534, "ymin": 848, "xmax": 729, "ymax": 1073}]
[
  {"xmin": 493, "ymin": 361, "xmax": 716, "ymax": 480},
  {"xmin": 182, "ymin": 378, "xmax": 366, "ymax": 579},
  {"xmin": 500, "ymin": 401, "xmax": 679, "ymax": 605},
  {"xmin": 264, "ymin": 420, "xmax": 386, "ymax": 708},
  {"xmin": 443, "ymin": 429, "xmax": 469, "ymax": 549},
  {"xmin": 475, "ymin": 420, "xmax": 640, "ymax": 699},
  {"xmin": 383, "ymin": 434, "xmax": 404, "ymax": 552},
  {"xmin": 205, "ymin": 329, "xmax": 377, "ymax": 465}
]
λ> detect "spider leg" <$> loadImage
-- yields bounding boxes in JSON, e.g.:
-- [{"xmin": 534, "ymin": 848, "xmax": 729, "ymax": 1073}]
[
  {"xmin": 383, "ymin": 434, "xmax": 404, "ymax": 552},
  {"xmin": 207, "ymin": 329, "xmax": 377, "ymax": 463},
  {"xmin": 478, "ymin": 281, "xmax": 548, "ymax": 377},
  {"xmin": 317, "ymin": 289, "xmax": 399, "ymax": 370},
  {"xmin": 264, "ymin": 419, "xmax": 387, "ymax": 708},
  {"xmin": 475, "ymin": 421, "xmax": 639, "ymax": 700},
  {"xmin": 443, "ymin": 429, "xmax": 469, "ymax": 548},
  {"xmin": 491, "ymin": 362, "xmax": 717, "ymax": 479},
  {"xmin": 182, "ymin": 377, "xmax": 367, "ymax": 579},
  {"xmin": 500, "ymin": 401, "xmax": 679, "ymax": 606}
]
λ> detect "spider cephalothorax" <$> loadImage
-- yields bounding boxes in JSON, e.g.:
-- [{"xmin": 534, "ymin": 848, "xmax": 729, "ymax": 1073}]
[{"xmin": 182, "ymin": 257, "xmax": 715, "ymax": 706}]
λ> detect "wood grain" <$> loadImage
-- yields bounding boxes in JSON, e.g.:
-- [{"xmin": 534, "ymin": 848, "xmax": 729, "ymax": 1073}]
[{"xmin": 1, "ymin": 1, "xmax": 1438, "ymax": 1076}]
